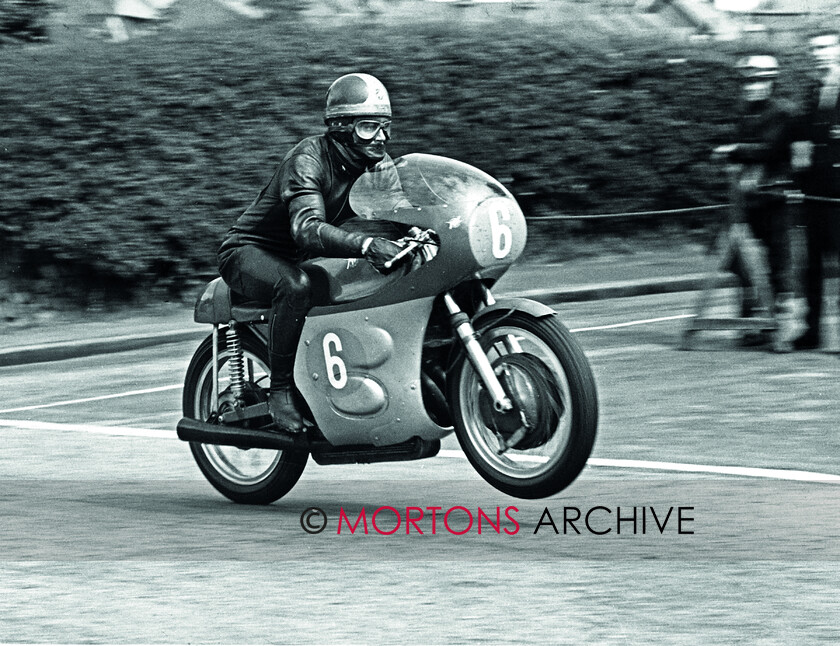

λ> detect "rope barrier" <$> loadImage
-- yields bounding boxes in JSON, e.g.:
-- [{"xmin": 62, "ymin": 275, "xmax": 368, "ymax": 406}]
[
  {"xmin": 526, "ymin": 191, "xmax": 840, "ymax": 222},
  {"xmin": 744, "ymin": 190, "xmax": 840, "ymax": 205},
  {"xmin": 530, "ymin": 204, "xmax": 728, "ymax": 221},
  {"xmin": 801, "ymin": 194, "xmax": 840, "ymax": 205}
]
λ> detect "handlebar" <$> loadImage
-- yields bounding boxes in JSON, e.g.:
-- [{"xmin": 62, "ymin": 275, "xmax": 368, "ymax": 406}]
[{"xmin": 384, "ymin": 227, "xmax": 437, "ymax": 270}]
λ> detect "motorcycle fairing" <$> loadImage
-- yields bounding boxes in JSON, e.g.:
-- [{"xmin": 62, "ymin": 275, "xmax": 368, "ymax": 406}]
[
  {"xmin": 294, "ymin": 295, "xmax": 451, "ymax": 446},
  {"xmin": 197, "ymin": 154, "xmax": 526, "ymax": 320},
  {"xmin": 304, "ymin": 153, "xmax": 528, "ymax": 313},
  {"xmin": 298, "ymin": 256, "xmax": 405, "ymax": 306}
]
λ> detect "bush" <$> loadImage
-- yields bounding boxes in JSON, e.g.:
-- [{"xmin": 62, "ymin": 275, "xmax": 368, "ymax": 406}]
[
  {"xmin": 0, "ymin": 0, "xmax": 49, "ymax": 42},
  {"xmin": 0, "ymin": 9, "xmax": 814, "ymax": 305}
]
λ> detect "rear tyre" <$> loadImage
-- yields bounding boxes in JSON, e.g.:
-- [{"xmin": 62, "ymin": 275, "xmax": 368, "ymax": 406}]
[
  {"xmin": 182, "ymin": 328, "xmax": 308, "ymax": 505},
  {"xmin": 448, "ymin": 311, "xmax": 598, "ymax": 499}
]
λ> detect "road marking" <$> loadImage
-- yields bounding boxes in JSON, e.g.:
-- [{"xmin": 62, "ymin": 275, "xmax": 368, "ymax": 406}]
[
  {"xmin": 588, "ymin": 457, "xmax": 840, "ymax": 483},
  {"xmin": 2, "ymin": 314, "xmax": 687, "ymax": 414},
  {"xmin": 214, "ymin": 0, "xmax": 266, "ymax": 18},
  {"xmin": 436, "ymin": 450, "xmax": 840, "ymax": 483},
  {"xmin": 0, "ymin": 385, "xmax": 182, "ymax": 414},
  {"xmin": 767, "ymin": 372, "xmax": 832, "ymax": 380},
  {"xmin": 0, "ymin": 418, "xmax": 176, "ymax": 439},
  {"xmin": 570, "ymin": 314, "xmax": 694, "ymax": 333},
  {"xmin": 585, "ymin": 343, "xmax": 671, "ymax": 358},
  {"xmin": 3, "ymin": 418, "xmax": 837, "ymax": 485}
]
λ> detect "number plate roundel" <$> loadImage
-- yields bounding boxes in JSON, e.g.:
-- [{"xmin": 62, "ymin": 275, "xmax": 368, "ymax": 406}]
[{"xmin": 468, "ymin": 196, "xmax": 527, "ymax": 267}]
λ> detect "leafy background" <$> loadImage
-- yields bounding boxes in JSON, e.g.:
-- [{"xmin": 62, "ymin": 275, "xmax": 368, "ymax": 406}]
[{"xmin": 0, "ymin": 0, "xmax": 819, "ymax": 309}]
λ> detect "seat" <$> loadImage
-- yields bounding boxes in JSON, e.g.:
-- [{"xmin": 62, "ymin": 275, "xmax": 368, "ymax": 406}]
[
  {"xmin": 193, "ymin": 259, "xmax": 400, "ymax": 325},
  {"xmin": 193, "ymin": 277, "xmax": 270, "ymax": 324}
]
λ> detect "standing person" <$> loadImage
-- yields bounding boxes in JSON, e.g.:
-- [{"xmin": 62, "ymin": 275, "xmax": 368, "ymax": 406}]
[
  {"xmin": 217, "ymin": 73, "xmax": 407, "ymax": 433},
  {"xmin": 718, "ymin": 54, "xmax": 796, "ymax": 347},
  {"xmin": 791, "ymin": 31, "xmax": 840, "ymax": 351}
]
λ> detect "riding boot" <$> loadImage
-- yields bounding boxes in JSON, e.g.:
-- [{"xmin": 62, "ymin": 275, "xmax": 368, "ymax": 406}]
[
  {"xmin": 267, "ymin": 298, "xmax": 307, "ymax": 433},
  {"xmin": 264, "ymin": 267, "xmax": 311, "ymax": 433},
  {"xmin": 267, "ymin": 352, "xmax": 304, "ymax": 433}
]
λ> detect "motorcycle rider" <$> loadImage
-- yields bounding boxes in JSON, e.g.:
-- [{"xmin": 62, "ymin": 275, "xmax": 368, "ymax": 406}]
[{"xmin": 217, "ymin": 73, "xmax": 406, "ymax": 434}]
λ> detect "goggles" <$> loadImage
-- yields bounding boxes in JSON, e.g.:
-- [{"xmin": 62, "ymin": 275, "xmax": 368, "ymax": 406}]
[{"xmin": 354, "ymin": 119, "xmax": 391, "ymax": 141}]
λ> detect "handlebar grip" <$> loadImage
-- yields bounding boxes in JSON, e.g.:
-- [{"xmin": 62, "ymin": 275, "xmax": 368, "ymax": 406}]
[{"xmin": 383, "ymin": 240, "xmax": 421, "ymax": 269}]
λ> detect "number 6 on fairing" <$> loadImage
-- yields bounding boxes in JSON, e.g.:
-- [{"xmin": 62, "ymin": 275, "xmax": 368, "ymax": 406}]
[
  {"xmin": 323, "ymin": 332, "xmax": 347, "ymax": 389},
  {"xmin": 489, "ymin": 205, "xmax": 513, "ymax": 259}
]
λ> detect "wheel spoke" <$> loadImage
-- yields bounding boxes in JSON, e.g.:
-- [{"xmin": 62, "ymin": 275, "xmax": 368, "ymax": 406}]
[
  {"xmin": 458, "ymin": 324, "xmax": 573, "ymax": 480},
  {"xmin": 192, "ymin": 347, "xmax": 282, "ymax": 486}
]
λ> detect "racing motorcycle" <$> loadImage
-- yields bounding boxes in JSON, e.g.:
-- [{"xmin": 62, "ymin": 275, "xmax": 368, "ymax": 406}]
[{"xmin": 176, "ymin": 154, "xmax": 598, "ymax": 503}]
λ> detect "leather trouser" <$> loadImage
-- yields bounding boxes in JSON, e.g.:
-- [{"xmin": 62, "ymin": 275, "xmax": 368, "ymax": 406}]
[
  {"xmin": 800, "ymin": 201, "xmax": 840, "ymax": 336},
  {"xmin": 742, "ymin": 199, "xmax": 794, "ymax": 310},
  {"xmin": 218, "ymin": 245, "xmax": 311, "ymax": 390}
]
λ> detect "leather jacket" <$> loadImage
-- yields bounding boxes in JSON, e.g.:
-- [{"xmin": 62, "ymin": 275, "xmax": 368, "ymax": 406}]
[
  {"xmin": 219, "ymin": 134, "xmax": 386, "ymax": 261},
  {"xmin": 795, "ymin": 67, "xmax": 840, "ymax": 197},
  {"xmin": 729, "ymin": 97, "xmax": 795, "ymax": 208}
]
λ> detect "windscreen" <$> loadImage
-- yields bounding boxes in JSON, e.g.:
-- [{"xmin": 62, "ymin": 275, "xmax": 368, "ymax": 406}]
[{"xmin": 349, "ymin": 153, "xmax": 510, "ymax": 220}]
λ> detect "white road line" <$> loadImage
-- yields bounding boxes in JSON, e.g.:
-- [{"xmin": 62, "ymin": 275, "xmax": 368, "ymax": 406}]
[
  {"xmin": 0, "ymin": 385, "xmax": 182, "ymax": 414},
  {"xmin": 2, "ymin": 419, "xmax": 837, "ymax": 485},
  {"xmin": 570, "ymin": 314, "xmax": 694, "ymax": 333},
  {"xmin": 2, "ymin": 313, "xmax": 685, "ymax": 414},
  {"xmin": 0, "ymin": 418, "xmax": 176, "ymax": 439},
  {"xmin": 585, "ymin": 343, "xmax": 670, "ymax": 358},
  {"xmin": 767, "ymin": 372, "xmax": 832, "ymax": 380},
  {"xmin": 588, "ymin": 458, "xmax": 840, "ymax": 482},
  {"xmin": 214, "ymin": 0, "xmax": 265, "ymax": 18},
  {"xmin": 437, "ymin": 449, "xmax": 840, "ymax": 483}
]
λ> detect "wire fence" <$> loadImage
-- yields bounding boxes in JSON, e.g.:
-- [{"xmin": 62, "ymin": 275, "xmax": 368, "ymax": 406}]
[
  {"xmin": 529, "ymin": 191, "xmax": 840, "ymax": 221},
  {"xmin": 530, "ymin": 204, "xmax": 728, "ymax": 221}
]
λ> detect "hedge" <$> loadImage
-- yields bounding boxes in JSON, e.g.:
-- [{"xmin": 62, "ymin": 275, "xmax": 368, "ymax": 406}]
[
  {"xmin": 0, "ymin": 6, "xmax": 816, "ymax": 305},
  {"xmin": 0, "ymin": 0, "xmax": 48, "ymax": 42}
]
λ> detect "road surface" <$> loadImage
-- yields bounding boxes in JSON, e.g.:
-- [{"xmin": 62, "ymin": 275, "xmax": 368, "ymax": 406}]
[{"xmin": 1, "ymin": 290, "xmax": 839, "ymax": 644}]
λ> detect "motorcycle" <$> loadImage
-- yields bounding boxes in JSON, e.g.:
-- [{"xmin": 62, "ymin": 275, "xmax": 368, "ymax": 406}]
[{"xmin": 176, "ymin": 153, "xmax": 598, "ymax": 503}]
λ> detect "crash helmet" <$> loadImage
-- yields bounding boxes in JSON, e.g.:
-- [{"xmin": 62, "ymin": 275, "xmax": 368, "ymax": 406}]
[
  {"xmin": 736, "ymin": 55, "xmax": 779, "ymax": 80},
  {"xmin": 809, "ymin": 32, "xmax": 840, "ymax": 70},
  {"xmin": 809, "ymin": 32, "xmax": 840, "ymax": 50},
  {"xmin": 324, "ymin": 73, "xmax": 391, "ymax": 121},
  {"xmin": 736, "ymin": 55, "xmax": 777, "ymax": 103}
]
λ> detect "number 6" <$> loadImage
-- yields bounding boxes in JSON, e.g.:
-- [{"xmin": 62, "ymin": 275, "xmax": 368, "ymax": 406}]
[
  {"xmin": 489, "ymin": 205, "xmax": 512, "ymax": 259},
  {"xmin": 323, "ymin": 333, "xmax": 348, "ymax": 389}
]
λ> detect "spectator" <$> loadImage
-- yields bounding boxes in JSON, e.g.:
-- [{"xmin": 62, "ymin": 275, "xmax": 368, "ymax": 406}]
[
  {"xmin": 717, "ymin": 54, "xmax": 796, "ymax": 348},
  {"xmin": 790, "ymin": 31, "xmax": 840, "ymax": 351}
]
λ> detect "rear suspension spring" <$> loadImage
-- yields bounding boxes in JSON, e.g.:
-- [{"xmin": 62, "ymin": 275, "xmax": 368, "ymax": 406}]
[{"xmin": 226, "ymin": 322, "xmax": 246, "ymax": 401}]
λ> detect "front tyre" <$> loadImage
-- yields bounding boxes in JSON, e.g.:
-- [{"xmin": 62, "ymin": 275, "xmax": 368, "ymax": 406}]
[
  {"xmin": 449, "ymin": 311, "xmax": 598, "ymax": 499},
  {"xmin": 182, "ymin": 328, "xmax": 308, "ymax": 505}
]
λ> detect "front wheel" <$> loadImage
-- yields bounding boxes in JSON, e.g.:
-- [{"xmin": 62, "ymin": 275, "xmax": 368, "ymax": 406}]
[
  {"xmin": 182, "ymin": 328, "xmax": 308, "ymax": 505},
  {"xmin": 448, "ymin": 310, "xmax": 598, "ymax": 499}
]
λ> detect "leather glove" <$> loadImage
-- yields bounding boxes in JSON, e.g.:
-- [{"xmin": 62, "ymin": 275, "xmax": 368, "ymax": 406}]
[{"xmin": 363, "ymin": 237, "xmax": 405, "ymax": 273}]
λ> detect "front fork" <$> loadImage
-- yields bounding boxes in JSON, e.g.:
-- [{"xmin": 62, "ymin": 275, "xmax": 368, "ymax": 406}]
[{"xmin": 444, "ymin": 289, "xmax": 513, "ymax": 413}]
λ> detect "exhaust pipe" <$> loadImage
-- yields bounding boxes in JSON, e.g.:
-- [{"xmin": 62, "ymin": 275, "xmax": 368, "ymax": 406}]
[{"xmin": 176, "ymin": 417, "xmax": 299, "ymax": 450}]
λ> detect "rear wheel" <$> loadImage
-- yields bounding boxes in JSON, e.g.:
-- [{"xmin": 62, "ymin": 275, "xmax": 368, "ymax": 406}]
[
  {"xmin": 182, "ymin": 329, "xmax": 308, "ymax": 504},
  {"xmin": 449, "ymin": 311, "xmax": 598, "ymax": 499}
]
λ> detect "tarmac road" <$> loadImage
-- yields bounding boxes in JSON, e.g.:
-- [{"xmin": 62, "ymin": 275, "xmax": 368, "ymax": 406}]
[{"xmin": 2, "ymin": 290, "xmax": 840, "ymax": 643}]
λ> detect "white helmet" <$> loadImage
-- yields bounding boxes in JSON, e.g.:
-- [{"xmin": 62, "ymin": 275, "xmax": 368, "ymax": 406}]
[
  {"xmin": 324, "ymin": 73, "xmax": 391, "ymax": 121},
  {"xmin": 736, "ymin": 55, "xmax": 779, "ymax": 80}
]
